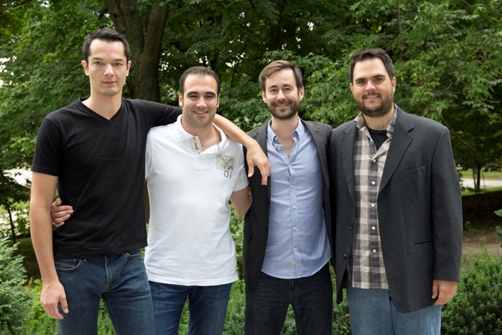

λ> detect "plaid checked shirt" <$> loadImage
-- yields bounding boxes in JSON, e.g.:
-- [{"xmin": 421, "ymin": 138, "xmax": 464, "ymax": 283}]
[{"xmin": 349, "ymin": 110, "xmax": 397, "ymax": 289}]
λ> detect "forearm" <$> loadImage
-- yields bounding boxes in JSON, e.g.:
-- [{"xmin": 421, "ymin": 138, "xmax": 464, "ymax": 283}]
[
  {"xmin": 213, "ymin": 114, "xmax": 255, "ymax": 148},
  {"xmin": 30, "ymin": 207, "xmax": 58, "ymax": 283},
  {"xmin": 230, "ymin": 187, "xmax": 251, "ymax": 216},
  {"xmin": 29, "ymin": 172, "xmax": 60, "ymax": 284}
]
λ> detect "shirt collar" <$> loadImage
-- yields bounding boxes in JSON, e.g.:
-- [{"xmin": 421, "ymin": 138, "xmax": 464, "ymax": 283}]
[
  {"xmin": 354, "ymin": 104, "xmax": 398, "ymax": 138},
  {"xmin": 174, "ymin": 114, "xmax": 227, "ymax": 146},
  {"xmin": 266, "ymin": 116, "xmax": 304, "ymax": 144}
]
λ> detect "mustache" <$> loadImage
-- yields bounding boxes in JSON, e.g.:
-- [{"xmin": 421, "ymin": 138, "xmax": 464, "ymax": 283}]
[{"xmin": 363, "ymin": 93, "xmax": 381, "ymax": 99}]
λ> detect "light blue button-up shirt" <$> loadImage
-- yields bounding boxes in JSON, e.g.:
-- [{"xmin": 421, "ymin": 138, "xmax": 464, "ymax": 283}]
[{"xmin": 261, "ymin": 118, "xmax": 331, "ymax": 279}]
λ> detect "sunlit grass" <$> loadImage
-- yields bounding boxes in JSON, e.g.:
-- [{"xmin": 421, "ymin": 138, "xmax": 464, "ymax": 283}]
[{"xmin": 459, "ymin": 169, "xmax": 502, "ymax": 180}]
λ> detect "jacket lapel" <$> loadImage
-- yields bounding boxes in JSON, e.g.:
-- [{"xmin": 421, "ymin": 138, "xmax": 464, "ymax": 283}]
[
  {"xmin": 303, "ymin": 120, "xmax": 329, "ymax": 185},
  {"xmin": 249, "ymin": 122, "xmax": 271, "ymax": 199},
  {"xmin": 340, "ymin": 122, "xmax": 357, "ymax": 204},
  {"xmin": 380, "ymin": 108, "xmax": 414, "ymax": 192}
]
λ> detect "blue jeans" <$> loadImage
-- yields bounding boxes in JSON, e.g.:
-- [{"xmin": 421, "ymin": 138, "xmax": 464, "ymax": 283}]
[
  {"xmin": 244, "ymin": 263, "xmax": 333, "ymax": 335},
  {"xmin": 55, "ymin": 250, "xmax": 155, "ymax": 335},
  {"xmin": 149, "ymin": 281, "xmax": 232, "ymax": 335},
  {"xmin": 346, "ymin": 279, "xmax": 442, "ymax": 335}
]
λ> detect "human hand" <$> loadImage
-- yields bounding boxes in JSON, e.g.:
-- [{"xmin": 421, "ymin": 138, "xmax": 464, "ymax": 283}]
[
  {"xmin": 432, "ymin": 279, "xmax": 458, "ymax": 305},
  {"xmin": 51, "ymin": 198, "xmax": 74, "ymax": 228},
  {"xmin": 41, "ymin": 280, "xmax": 68, "ymax": 319},
  {"xmin": 246, "ymin": 142, "xmax": 270, "ymax": 185}
]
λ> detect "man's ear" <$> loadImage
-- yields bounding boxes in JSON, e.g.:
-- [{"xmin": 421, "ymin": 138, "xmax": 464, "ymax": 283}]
[
  {"xmin": 81, "ymin": 60, "xmax": 89, "ymax": 75},
  {"xmin": 178, "ymin": 93, "xmax": 184, "ymax": 107},
  {"xmin": 298, "ymin": 86, "xmax": 305, "ymax": 101},
  {"xmin": 126, "ymin": 61, "xmax": 131, "ymax": 76}
]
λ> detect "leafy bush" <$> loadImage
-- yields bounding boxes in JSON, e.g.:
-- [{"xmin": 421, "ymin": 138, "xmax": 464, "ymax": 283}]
[
  {"xmin": 0, "ymin": 237, "xmax": 33, "ymax": 334},
  {"xmin": 23, "ymin": 280, "xmax": 116, "ymax": 335},
  {"xmin": 441, "ymin": 249, "xmax": 502, "ymax": 334},
  {"xmin": 333, "ymin": 291, "xmax": 351, "ymax": 335}
]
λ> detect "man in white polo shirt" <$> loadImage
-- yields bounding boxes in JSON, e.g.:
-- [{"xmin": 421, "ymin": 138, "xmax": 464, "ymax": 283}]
[
  {"xmin": 51, "ymin": 66, "xmax": 251, "ymax": 335},
  {"xmin": 145, "ymin": 66, "xmax": 251, "ymax": 335}
]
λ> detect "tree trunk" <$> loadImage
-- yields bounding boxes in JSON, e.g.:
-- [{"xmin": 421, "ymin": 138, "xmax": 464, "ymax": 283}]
[
  {"xmin": 473, "ymin": 165, "xmax": 482, "ymax": 194},
  {"xmin": 105, "ymin": 0, "xmax": 169, "ymax": 101},
  {"xmin": 270, "ymin": 0, "xmax": 283, "ymax": 50},
  {"xmin": 7, "ymin": 205, "xmax": 16, "ymax": 243}
]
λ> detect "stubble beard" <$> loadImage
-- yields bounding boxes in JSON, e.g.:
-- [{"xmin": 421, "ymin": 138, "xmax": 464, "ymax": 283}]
[
  {"xmin": 355, "ymin": 92, "xmax": 394, "ymax": 118},
  {"xmin": 267, "ymin": 100, "xmax": 299, "ymax": 121}
]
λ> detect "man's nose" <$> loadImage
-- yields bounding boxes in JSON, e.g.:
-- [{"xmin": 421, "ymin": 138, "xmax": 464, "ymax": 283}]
[{"xmin": 104, "ymin": 64, "xmax": 114, "ymax": 76}]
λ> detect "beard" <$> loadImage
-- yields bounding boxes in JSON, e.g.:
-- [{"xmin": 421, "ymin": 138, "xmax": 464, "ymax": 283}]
[
  {"xmin": 354, "ymin": 92, "xmax": 394, "ymax": 118},
  {"xmin": 266, "ymin": 99, "xmax": 299, "ymax": 121}
]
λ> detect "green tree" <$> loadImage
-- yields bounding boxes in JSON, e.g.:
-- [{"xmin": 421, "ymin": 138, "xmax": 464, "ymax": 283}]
[{"xmin": 0, "ymin": 173, "xmax": 29, "ymax": 242}]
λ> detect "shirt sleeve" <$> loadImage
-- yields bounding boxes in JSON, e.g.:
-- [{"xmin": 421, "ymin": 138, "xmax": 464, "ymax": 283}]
[
  {"xmin": 138, "ymin": 100, "xmax": 182, "ymax": 127},
  {"xmin": 233, "ymin": 145, "xmax": 249, "ymax": 191},
  {"xmin": 31, "ymin": 117, "xmax": 62, "ymax": 177}
]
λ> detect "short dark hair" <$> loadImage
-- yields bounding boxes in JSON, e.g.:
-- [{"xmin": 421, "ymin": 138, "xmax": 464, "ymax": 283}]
[
  {"xmin": 82, "ymin": 28, "xmax": 130, "ymax": 64},
  {"xmin": 179, "ymin": 66, "xmax": 221, "ymax": 95},
  {"xmin": 349, "ymin": 48, "xmax": 394, "ymax": 83},
  {"xmin": 259, "ymin": 60, "xmax": 303, "ymax": 92}
]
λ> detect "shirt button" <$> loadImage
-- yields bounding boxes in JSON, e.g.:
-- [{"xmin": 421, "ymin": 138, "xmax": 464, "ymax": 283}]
[
  {"xmin": 372, "ymin": 159, "xmax": 376, "ymax": 163},
  {"xmin": 294, "ymin": 248, "xmax": 297, "ymax": 251},
  {"xmin": 372, "ymin": 226, "xmax": 376, "ymax": 231},
  {"xmin": 371, "ymin": 203, "xmax": 375, "ymax": 208},
  {"xmin": 294, "ymin": 227, "xmax": 297, "ymax": 231},
  {"xmin": 293, "ymin": 206, "xmax": 297, "ymax": 209},
  {"xmin": 291, "ymin": 263, "xmax": 296, "ymax": 268},
  {"xmin": 371, "ymin": 181, "xmax": 376, "ymax": 185},
  {"xmin": 373, "ymin": 249, "xmax": 377, "ymax": 253}
]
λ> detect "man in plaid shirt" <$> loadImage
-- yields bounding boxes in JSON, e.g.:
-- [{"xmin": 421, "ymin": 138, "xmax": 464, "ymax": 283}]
[{"xmin": 329, "ymin": 48, "xmax": 463, "ymax": 334}]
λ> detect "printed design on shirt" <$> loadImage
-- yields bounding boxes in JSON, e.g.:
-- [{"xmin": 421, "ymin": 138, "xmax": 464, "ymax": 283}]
[{"xmin": 216, "ymin": 154, "xmax": 235, "ymax": 178}]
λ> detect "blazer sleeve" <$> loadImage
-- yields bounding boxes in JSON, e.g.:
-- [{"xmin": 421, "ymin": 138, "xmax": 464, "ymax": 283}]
[{"xmin": 431, "ymin": 127, "xmax": 463, "ymax": 281}]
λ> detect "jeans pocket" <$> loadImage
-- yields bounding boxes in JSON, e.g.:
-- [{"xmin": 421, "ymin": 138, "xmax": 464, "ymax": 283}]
[
  {"xmin": 125, "ymin": 250, "xmax": 143, "ymax": 258},
  {"xmin": 55, "ymin": 258, "xmax": 84, "ymax": 272}
]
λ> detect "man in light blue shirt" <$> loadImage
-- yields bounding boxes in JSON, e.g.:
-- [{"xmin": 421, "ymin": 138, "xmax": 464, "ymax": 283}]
[{"xmin": 242, "ymin": 60, "xmax": 333, "ymax": 335}]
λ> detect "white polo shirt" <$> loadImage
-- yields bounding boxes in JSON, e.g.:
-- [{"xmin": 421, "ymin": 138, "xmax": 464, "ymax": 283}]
[{"xmin": 145, "ymin": 116, "xmax": 248, "ymax": 286}]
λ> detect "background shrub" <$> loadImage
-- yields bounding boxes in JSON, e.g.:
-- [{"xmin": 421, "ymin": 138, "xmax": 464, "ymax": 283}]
[
  {"xmin": 0, "ymin": 237, "xmax": 32, "ymax": 334},
  {"xmin": 441, "ymin": 249, "xmax": 502, "ymax": 334}
]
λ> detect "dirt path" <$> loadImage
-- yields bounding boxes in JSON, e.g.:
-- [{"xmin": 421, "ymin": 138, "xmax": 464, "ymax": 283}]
[{"xmin": 462, "ymin": 230, "xmax": 501, "ymax": 260}]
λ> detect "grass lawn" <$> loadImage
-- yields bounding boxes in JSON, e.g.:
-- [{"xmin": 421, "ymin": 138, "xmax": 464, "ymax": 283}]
[
  {"xmin": 462, "ymin": 185, "xmax": 502, "ymax": 196},
  {"xmin": 459, "ymin": 168, "xmax": 502, "ymax": 180}
]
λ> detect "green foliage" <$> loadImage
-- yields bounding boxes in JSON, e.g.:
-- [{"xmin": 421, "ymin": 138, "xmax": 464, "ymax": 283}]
[
  {"xmin": 0, "ymin": 0, "xmax": 108, "ymax": 171},
  {"xmin": 441, "ymin": 251, "xmax": 502, "ymax": 334},
  {"xmin": 230, "ymin": 210, "xmax": 244, "ymax": 278},
  {"xmin": 23, "ymin": 279, "xmax": 116, "ymax": 335},
  {"xmin": 333, "ymin": 291, "xmax": 351, "ymax": 334},
  {"xmin": 0, "ymin": 173, "xmax": 30, "ymax": 241},
  {"xmin": 0, "ymin": 237, "xmax": 32, "ymax": 334}
]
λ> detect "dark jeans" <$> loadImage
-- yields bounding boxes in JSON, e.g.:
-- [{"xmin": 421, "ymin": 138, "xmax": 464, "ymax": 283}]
[
  {"xmin": 55, "ymin": 250, "xmax": 155, "ymax": 335},
  {"xmin": 149, "ymin": 281, "xmax": 232, "ymax": 335},
  {"xmin": 245, "ymin": 263, "xmax": 333, "ymax": 335}
]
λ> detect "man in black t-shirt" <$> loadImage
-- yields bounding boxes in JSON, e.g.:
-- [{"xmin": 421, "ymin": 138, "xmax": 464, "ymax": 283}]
[{"xmin": 30, "ymin": 28, "xmax": 269, "ymax": 335}]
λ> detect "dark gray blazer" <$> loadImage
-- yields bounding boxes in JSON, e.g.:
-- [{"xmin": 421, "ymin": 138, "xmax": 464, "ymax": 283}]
[
  {"xmin": 329, "ymin": 107, "xmax": 463, "ymax": 313},
  {"xmin": 243, "ymin": 119, "xmax": 333, "ymax": 288}
]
